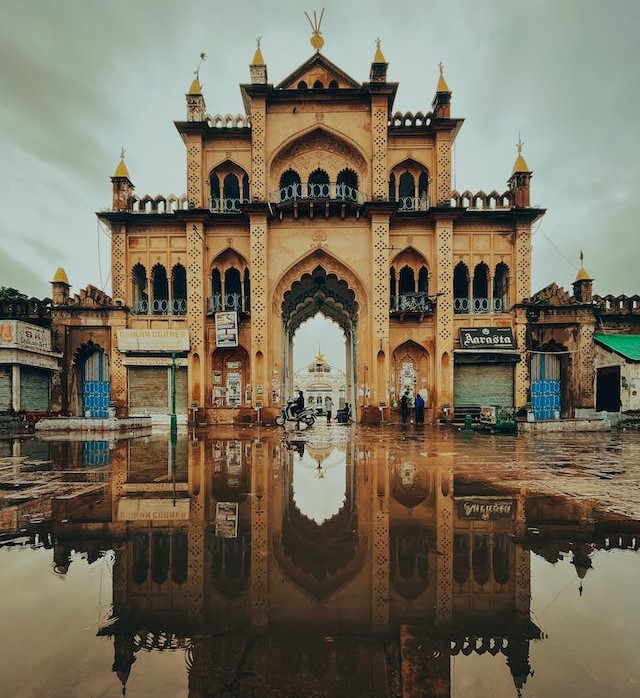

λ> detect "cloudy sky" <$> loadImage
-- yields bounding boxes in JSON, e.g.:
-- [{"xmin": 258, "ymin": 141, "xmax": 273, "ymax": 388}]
[{"xmin": 2, "ymin": 0, "xmax": 638, "ymax": 311}]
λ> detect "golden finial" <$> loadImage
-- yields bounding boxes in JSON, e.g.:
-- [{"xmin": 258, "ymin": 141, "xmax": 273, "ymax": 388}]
[
  {"xmin": 188, "ymin": 52, "xmax": 206, "ymax": 94},
  {"xmin": 113, "ymin": 148, "xmax": 129, "ymax": 178},
  {"xmin": 512, "ymin": 133, "xmax": 529, "ymax": 174},
  {"xmin": 580, "ymin": 249, "xmax": 584, "ymax": 266},
  {"xmin": 373, "ymin": 36, "xmax": 386, "ymax": 63},
  {"xmin": 252, "ymin": 36, "xmax": 265, "ymax": 65},
  {"xmin": 305, "ymin": 8, "xmax": 325, "ymax": 51},
  {"xmin": 436, "ymin": 61, "xmax": 449, "ymax": 91}
]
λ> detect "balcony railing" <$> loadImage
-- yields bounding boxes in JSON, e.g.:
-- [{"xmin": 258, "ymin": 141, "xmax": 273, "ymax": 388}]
[
  {"xmin": 396, "ymin": 195, "xmax": 430, "ymax": 212},
  {"xmin": 390, "ymin": 292, "xmax": 436, "ymax": 316},
  {"xmin": 268, "ymin": 182, "xmax": 367, "ymax": 206},
  {"xmin": 454, "ymin": 297, "xmax": 509, "ymax": 314},
  {"xmin": 206, "ymin": 293, "xmax": 250, "ymax": 315},
  {"xmin": 208, "ymin": 197, "xmax": 249, "ymax": 213},
  {"xmin": 131, "ymin": 299, "xmax": 187, "ymax": 315}
]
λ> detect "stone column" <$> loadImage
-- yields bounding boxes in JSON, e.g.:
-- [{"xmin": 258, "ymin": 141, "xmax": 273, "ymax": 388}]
[
  {"xmin": 435, "ymin": 218, "xmax": 454, "ymax": 413},
  {"xmin": 514, "ymin": 222, "xmax": 532, "ymax": 409},
  {"xmin": 186, "ymin": 220, "xmax": 206, "ymax": 408},
  {"xmin": 435, "ymin": 465, "xmax": 454, "ymax": 625}
]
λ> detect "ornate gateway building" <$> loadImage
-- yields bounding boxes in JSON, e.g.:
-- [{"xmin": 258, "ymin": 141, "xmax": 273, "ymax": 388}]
[{"xmin": 57, "ymin": 27, "xmax": 544, "ymax": 424}]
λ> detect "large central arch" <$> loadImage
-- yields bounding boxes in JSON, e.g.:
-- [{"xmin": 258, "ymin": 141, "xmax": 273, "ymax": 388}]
[{"xmin": 273, "ymin": 250, "xmax": 367, "ymax": 416}]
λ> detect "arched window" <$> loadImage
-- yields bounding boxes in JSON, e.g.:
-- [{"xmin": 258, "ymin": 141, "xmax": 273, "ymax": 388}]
[
  {"xmin": 212, "ymin": 268, "xmax": 222, "ymax": 297},
  {"xmin": 151, "ymin": 532, "xmax": 169, "ymax": 585},
  {"xmin": 132, "ymin": 264, "xmax": 148, "ymax": 314},
  {"xmin": 472, "ymin": 262, "xmax": 489, "ymax": 313},
  {"xmin": 453, "ymin": 261, "xmax": 469, "ymax": 314},
  {"xmin": 133, "ymin": 534, "xmax": 148, "ymax": 585},
  {"xmin": 493, "ymin": 262, "xmax": 509, "ymax": 312},
  {"xmin": 390, "ymin": 267, "xmax": 397, "ymax": 305},
  {"xmin": 418, "ymin": 266, "xmax": 428, "ymax": 294},
  {"xmin": 388, "ymin": 173, "xmax": 396, "ymax": 202},
  {"xmin": 279, "ymin": 169, "xmax": 301, "ymax": 202},
  {"xmin": 308, "ymin": 169, "xmax": 330, "ymax": 198},
  {"xmin": 399, "ymin": 265, "xmax": 415, "ymax": 295},
  {"xmin": 171, "ymin": 264, "xmax": 187, "ymax": 315},
  {"xmin": 453, "ymin": 534, "xmax": 470, "ymax": 586},
  {"xmin": 313, "ymin": 79, "xmax": 323, "ymax": 89},
  {"xmin": 472, "ymin": 535, "xmax": 490, "ymax": 586},
  {"xmin": 151, "ymin": 264, "xmax": 168, "ymax": 315},
  {"xmin": 336, "ymin": 168, "xmax": 358, "ymax": 201},
  {"xmin": 418, "ymin": 172, "xmax": 429, "ymax": 207},
  {"xmin": 399, "ymin": 172, "xmax": 415, "ymax": 199},
  {"xmin": 225, "ymin": 268, "xmax": 242, "ymax": 311},
  {"xmin": 171, "ymin": 531, "xmax": 188, "ymax": 585},
  {"xmin": 493, "ymin": 535, "xmax": 510, "ymax": 585},
  {"xmin": 297, "ymin": 80, "xmax": 307, "ymax": 89},
  {"xmin": 241, "ymin": 173, "xmax": 249, "ymax": 201},
  {"xmin": 243, "ymin": 268, "xmax": 251, "ymax": 313},
  {"xmin": 210, "ymin": 173, "xmax": 220, "ymax": 201},
  {"xmin": 329, "ymin": 79, "xmax": 338, "ymax": 89},
  {"xmin": 223, "ymin": 173, "xmax": 240, "ymax": 200}
]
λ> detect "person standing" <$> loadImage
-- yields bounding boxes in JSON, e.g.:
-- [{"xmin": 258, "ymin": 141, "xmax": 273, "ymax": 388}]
[
  {"xmin": 414, "ymin": 392, "xmax": 425, "ymax": 424},
  {"xmin": 400, "ymin": 389, "xmax": 410, "ymax": 424},
  {"xmin": 326, "ymin": 396, "xmax": 333, "ymax": 424}
]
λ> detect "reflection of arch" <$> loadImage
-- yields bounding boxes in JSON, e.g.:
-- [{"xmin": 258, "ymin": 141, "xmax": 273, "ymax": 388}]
[
  {"xmin": 391, "ymin": 462, "xmax": 431, "ymax": 508},
  {"xmin": 390, "ymin": 526, "xmax": 431, "ymax": 599},
  {"xmin": 208, "ymin": 527, "xmax": 250, "ymax": 597}
]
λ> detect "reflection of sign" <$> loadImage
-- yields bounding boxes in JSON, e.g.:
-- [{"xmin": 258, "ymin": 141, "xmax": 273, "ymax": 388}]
[
  {"xmin": 0, "ymin": 320, "xmax": 52, "ymax": 352},
  {"xmin": 458, "ymin": 497, "xmax": 516, "ymax": 520},
  {"xmin": 215, "ymin": 312, "xmax": 238, "ymax": 347},
  {"xmin": 117, "ymin": 329, "xmax": 189, "ymax": 353},
  {"xmin": 400, "ymin": 462, "xmax": 416, "ymax": 486},
  {"xmin": 227, "ymin": 372, "xmax": 242, "ymax": 407},
  {"xmin": 459, "ymin": 327, "xmax": 515, "ymax": 350},
  {"xmin": 215, "ymin": 502, "xmax": 239, "ymax": 538},
  {"xmin": 117, "ymin": 497, "xmax": 190, "ymax": 520},
  {"xmin": 213, "ymin": 371, "xmax": 222, "ymax": 384},
  {"xmin": 480, "ymin": 405, "xmax": 497, "ymax": 423}
]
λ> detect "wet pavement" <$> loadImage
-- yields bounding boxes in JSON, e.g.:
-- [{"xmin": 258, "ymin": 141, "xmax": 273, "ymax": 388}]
[{"xmin": 0, "ymin": 423, "xmax": 639, "ymax": 697}]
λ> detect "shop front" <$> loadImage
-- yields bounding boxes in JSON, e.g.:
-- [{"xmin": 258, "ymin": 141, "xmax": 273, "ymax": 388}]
[{"xmin": 453, "ymin": 328, "xmax": 520, "ymax": 413}]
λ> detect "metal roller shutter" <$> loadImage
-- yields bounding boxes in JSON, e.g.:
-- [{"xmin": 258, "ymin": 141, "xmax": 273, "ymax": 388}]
[
  {"xmin": 129, "ymin": 367, "xmax": 168, "ymax": 414},
  {"xmin": 0, "ymin": 367, "xmax": 11, "ymax": 411},
  {"xmin": 20, "ymin": 367, "xmax": 50, "ymax": 411},
  {"xmin": 176, "ymin": 367, "xmax": 188, "ymax": 412},
  {"xmin": 454, "ymin": 364, "xmax": 514, "ymax": 408}
]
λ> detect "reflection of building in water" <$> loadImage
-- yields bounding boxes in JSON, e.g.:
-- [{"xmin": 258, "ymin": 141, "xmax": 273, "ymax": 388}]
[{"xmin": 41, "ymin": 432, "xmax": 541, "ymax": 696}]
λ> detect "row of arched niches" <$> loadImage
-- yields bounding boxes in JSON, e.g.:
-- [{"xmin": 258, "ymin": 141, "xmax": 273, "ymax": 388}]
[{"xmin": 126, "ymin": 439, "xmax": 514, "ymax": 599}]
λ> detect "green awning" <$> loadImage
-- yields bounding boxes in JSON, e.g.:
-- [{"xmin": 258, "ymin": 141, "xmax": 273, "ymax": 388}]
[{"xmin": 594, "ymin": 334, "xmax": 640, "ymax": 361}]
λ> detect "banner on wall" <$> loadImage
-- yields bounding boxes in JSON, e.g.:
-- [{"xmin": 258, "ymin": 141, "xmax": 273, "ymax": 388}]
[{"xmin": 215, "ymin": 312, "xmax": 238, "ymax": 348}]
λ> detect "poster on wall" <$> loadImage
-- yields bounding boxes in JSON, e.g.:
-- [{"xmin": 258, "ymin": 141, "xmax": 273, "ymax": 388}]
[
  {"xmin": 215, "ymin": 311, "xmax": 238, "ymax": 347},
  {"xmin": 226, "ymin": 372, "xmax": 242, "ymax": 407},
  {"xmin": 401, "ymin": 361, "xmax": 415, "ymax": 387}
]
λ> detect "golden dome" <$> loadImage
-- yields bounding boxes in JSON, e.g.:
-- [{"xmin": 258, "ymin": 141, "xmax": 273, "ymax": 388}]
[
  {"xmin": 252, "ymin": 37, "xmax": 265, "ymax": 66},
  {"xmin": 52, "ymin": 267, "xmax": 70, "ymax": 285},
  {"xmin": 575, "ymin": 267, "xmax": 591, "ymax": 282},
  {"xmin": 436, "ymin": 62, "xmax": 449, "ymax": 92},
  {"xmin": 373, "ymin": 38, "xmax": 386, "ymax": 63},
  {"xmin": 512, "ymin": 138, "xmax": 530, "ymax": 174},
  {"xmin": 113, "ymin": 155, "xmax": 130, "ymax": 179},
  {"xmin": 188, "ymin": 77, "xmax": 202, "ymax": 95}
]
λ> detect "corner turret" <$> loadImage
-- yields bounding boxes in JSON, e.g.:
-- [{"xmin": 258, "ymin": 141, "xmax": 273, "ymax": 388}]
[
  {"xmin": 250, "ymin": 37, "xmax": 268, "ymax": 84},
  {"xmin": 432, "ymin": 62, "xmax": 451, "ymax": 118},
  {"xmin": 186, "ymin": 53, "xmax": 207, "ymax": 121},
  {"xmin": 51, "ymin": 267, "xmax": 70, "ymax": 305},
  {"xmin": 508, "ymin": 138, "xmax": 532, "ymax": 207},
  {"xmin": 369, "ymin": 38, "xmax": 388, "ymax": 82},
  {"xmin": 111, "ymin": 149, "xmax": 134, "ymax": 211}
]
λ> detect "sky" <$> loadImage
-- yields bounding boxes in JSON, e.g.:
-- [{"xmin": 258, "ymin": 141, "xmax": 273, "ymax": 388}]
[{"xmin": 1, "ymin": 0, "xmax": 639, "ymax": 311}]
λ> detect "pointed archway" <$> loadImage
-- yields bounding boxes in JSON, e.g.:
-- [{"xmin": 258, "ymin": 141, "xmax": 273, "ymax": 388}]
[{"xmin": 273, "ymin": 250, "xmax": 366, "ymax": 416}]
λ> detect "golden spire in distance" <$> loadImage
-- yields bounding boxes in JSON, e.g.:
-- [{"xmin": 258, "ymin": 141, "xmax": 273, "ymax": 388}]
[
  {"xmin": 436, "ymin": 61, "xmax": 450, "ymax": 92},
  {"xmin": 374, "ymin": 37, "xmax": 386, "ymax": 63}
]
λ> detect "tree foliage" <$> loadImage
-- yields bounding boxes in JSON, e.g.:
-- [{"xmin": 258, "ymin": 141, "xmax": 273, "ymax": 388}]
[{"xmin": 0, "ymin": 286, "xmax": 29, "ymax": 301}]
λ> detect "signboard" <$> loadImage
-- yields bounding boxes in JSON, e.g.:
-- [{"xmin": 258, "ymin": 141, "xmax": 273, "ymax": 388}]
[
  {"xmin": 215, "ymin": 502, "xmax": 239, "ymax": 538},
  {"xmin": 459, "ymin": 327, "xmax": 515, "ymax": 350},
  {"xmin": 117, "ymin": 329, "xmax": 189, "ymax": 353},
  {"xmin": 0, "ymin": 320, "xmax": 52, "ymax": 352},
  {"xmin": 457, "ymin": 497, "xmax": 516, "ymax": 520},
  {"xmin": 117, "ymin": 497, "xmax": 190, "ymax": 520},
  {"xmin": 215, "ymin": 312, "xmax": 238, "ymax": 348},
  {"xmin": 226, "ymin": 372, "xmax": 242, "ymax": 406},
  {"xmin": 123, "ymin": 356, "xmax": 188, "ymax": 366}
]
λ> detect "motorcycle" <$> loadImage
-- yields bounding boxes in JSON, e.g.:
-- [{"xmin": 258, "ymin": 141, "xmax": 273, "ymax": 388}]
[{"xmin": 275, "ymin": 400, "xmax": 316, "ymax": 429}]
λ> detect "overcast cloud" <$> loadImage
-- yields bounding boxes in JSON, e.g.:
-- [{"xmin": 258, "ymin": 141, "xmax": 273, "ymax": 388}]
[{"xmin": 1, "ymin": 0, "xmax": 638, "ymax": 305}]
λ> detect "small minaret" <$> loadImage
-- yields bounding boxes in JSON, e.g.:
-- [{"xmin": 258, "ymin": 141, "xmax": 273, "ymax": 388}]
[
  {"xmin": 432, "ymin": 62, "xmax": 451, "ymax": 118},
  {"xmin": 249, "ymin": 37, "xmax": 268, "ymax": 84},
  {"xmin": 369, "ymin": 38, "xmax": 388, "ymax": 82},
  {"xmin": 508, "ymin": 137, "xmax": 532, "ymax": 207},
  {"xmin": 51, "ymin": 268, "xmax": 70, "ymax": 305},
  {"xmin": 573, "ymin": 251, "xmax": 594, "ymax": 303},
  {"xmin": 111, "ymin": 149, "xmax": 134, "ymax": 211},
  {"xmin": 186, "ymin": 52, "xmax": 207, "ymax": 121}
]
